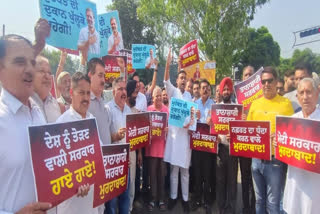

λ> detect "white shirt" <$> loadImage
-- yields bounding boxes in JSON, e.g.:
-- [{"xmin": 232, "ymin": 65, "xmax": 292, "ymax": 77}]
[
  {"xmin": 285, "ymin": 90, "xmax": 320, "ymax": 113},
  {"xmin": 78, "ymin": 26, "xmax": 100, "ymax": 55},
  {"xmin": 163, "ymin": 79, "xmax": 192, "ymax": 168},
  {"xmin": 88, "ymin": 93, "xmax": 112, "ymax": 145},
  {"xmin": 135, "ymin": 92, "xmax": 147, "ymax": 112},
  {"xmin": 107, "ymin": 32, "xmax": 124, "ymax": 54},
  {"xmin": 31, "ymin": 93, "xmax": 62, "ymax": 123},
  {"xmin": 283, "ymin": 107, "xmax": 320, "ymax": 214},
  {"xmin": 56, "ymin": 107, "xmax": 100, "ymax": 214},
  {"xmin": 106, "ymin": 99, "xmax": 132, "ymax": 144},
  {"xmin": 145, "ymin": 56, "xmax": 156, "ymax": 69},
  {"xmin": 0, "ymin": 89, "xmax": 46, "ymax": 214}
]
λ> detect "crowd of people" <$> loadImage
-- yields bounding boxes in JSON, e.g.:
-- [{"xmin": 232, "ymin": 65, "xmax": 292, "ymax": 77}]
[{"xmin": 1, "ymin": 19, "xmax": 320, "ymax": 214}]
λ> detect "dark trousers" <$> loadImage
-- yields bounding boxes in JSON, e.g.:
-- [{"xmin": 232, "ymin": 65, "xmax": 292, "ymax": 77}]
[
  {"xmin": 148, "ymin": 157, "xmax": 166, "ymax": 202},
  {"xmin": 216, "ymin": 144, "xmax": 238, "ymax": 214},
  {"xmin": 192, "ymin": 150, "xmax": 215, "ymax": 204},
  {"xmin": 239, "ymin": 157, "xmax": 255, "ymax": 212}
]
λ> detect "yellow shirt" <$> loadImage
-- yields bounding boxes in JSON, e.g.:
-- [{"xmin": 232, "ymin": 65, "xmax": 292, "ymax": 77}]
[{"xmin": 247, "ymin": 94, "xmax": 294, "ymax": 155}]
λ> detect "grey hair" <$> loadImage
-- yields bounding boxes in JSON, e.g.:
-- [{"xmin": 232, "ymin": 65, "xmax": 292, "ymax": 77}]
[
  {"xmin": 152, "ymin": 86, "xmax": 162, "ymax": 97},
  {"xmin": 112, "ymin": 77, "xmax": 125, "ymax": 90},
  {"xmin": 298, "ymin": 78, "xmax": 318, "ymax": 91}
]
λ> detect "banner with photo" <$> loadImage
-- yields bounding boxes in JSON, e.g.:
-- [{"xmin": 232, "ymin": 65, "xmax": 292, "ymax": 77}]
[
  {"xmin": 132, "ymin": 44, "xmax": 156, "ymax": 69},
  {"xmin": 119, "ymin": 49, "xmax": 134, "ymax": 74},
  {"xmin": 39, "ymin": 0, "xmax": 99, "ymax": 54},
  {"xmin": 184, "ymin": 61, "xmax": 216, "ymax": 85},
  {"xmin": 179, "ymin": 40, "xmax": 200, "ymax": 69},
  {"xmin": 102, "ymin": 55, "xmax": 127, "ymax": 82},
  {"xmin": 168, "ymin": 97, "xmax": 198, "ymax": 131},
  {"xmin": 28, "ymin": 118, "xmax": 104, "ymax": 206},
  {"xmin": 98, "ymin": 11, "xmax": 123, "ymax": 56},
  {"xmin": 276, "ymin": 116, "xmax": 320, "ymax": 174},
  {"xmin": 93, "ymin": 144, "xmax": 129, "ymax": 207},
  {"xmin": 229, "ymin": 121, "xmax": 271, "ymax": 160},
  {"xmin": 126, "ymin": 112, "xmax": 151, "ymax": 151},
  {"xmin": 234, "ymin": 67, "xmax": 263, "ymax": 111},
  {"xmin": 210, "ymin": 104, "xmax": 243, "ymax": 135},
  {"xmin": 190, "ymin": 123, "xmax": 218, "ymax": 154}
]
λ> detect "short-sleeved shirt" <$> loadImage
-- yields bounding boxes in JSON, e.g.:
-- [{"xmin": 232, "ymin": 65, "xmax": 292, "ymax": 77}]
[
  {"xmin": 247, "ymin": 94, "xmax": 294, "ymax": 155},
  {"xmin": 78, "ymin": 26, "xmax": 100, "ymax": 54},
  {"xmin": 146, "ymin": 104, "xmax": 169, "ymax": 158}
]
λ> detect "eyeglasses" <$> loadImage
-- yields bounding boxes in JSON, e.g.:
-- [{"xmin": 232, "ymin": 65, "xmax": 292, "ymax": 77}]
[{"xmin": 261, "ymin": 78, "xmax": 274, "ymax": 85}]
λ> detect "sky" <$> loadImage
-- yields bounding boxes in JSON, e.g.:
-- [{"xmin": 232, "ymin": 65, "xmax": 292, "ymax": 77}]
[{"xmin": 1, "ymin": 0, "xmax": 319, "ymax": 58}]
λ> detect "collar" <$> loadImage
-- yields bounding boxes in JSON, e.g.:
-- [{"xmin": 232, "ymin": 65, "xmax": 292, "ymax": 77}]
[
  {"xmin": 111, "ymin": 99, "xmax": 130, "ymax": 113},
  {"xmin": 1, "ymin": 88, "xmax": 29, "ymax": 114},
  {"xmin": 69, "ymin": 106, "xmax": 90, "ymax": 119},
  {"xmin": 90, "ymin": 91, "xmax": 103, "ymax": 101}
]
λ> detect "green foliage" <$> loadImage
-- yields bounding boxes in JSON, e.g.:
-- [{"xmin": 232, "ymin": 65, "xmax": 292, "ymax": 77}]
[
  {"xmin": 277, "ymin": 48, "xmax": 320, "ymax": 77},
  {"xmin": 41, "ymin": 48, "xmax": 79, "ymax": 76},
  {"xmin": 137, "ymin": 0, "xmax": 269, "ymax": 82},
  {"xmin": 237, "ymin": 26, "xmax": 281, "ymax": 72}
]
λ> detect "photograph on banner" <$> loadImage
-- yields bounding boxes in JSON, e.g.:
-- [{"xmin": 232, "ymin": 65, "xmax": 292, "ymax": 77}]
[
  {"xmin": 28, "ymin": 118, "xmax": 104, "ymax": 206},
  {"xmin": 102, "ymin": 55, "xmax": 127, "ymax": 82},
  {"xmin": 276, "ymin": 116, "xmax": 320, "ymax": 174},
  {"xmin": 210, "ymin": 104, "xmax": 243, "ymax": 135},
  {"xmin": 93, "ymin": 143, "xmax": 129, "ymax": 207},
  {"xmin": 126, "ymin": 112, "xmax": 151, "ymax": 151},
  {"xmin": 98, "ymin": 10, "xmax": 123, "ymax": 56},
  {"xmin": 179, "ymin": 39, "xmax": 200, "ymax": 69},
  {"xmin": 39, "ymin": 0, "xmax": 99, "ymax": 56},
  {"xmin": 229, "ymin": 120, "xmax": 271, "ymax": 160},
  {"xmin": 150, "ymin": 112, "xmax": 168, "ymax": 142},
  {"xmin": 234, "ymin": 67, "xmax": 263, "ymax": 111},
  {"xmin": 190, "ymin": 123, "xmax": 218, "ymax": 154},
  {"xmin": 184, "ymin": 61, "xmax": 216, "ymax": 85},
  {"xmin": 50, "ymin": 75, "xmax": 57, "ymax": 98},
  {"xmin": 119, "ymin": 49, "xmax": 134, "ymax": 74},
  {"xmin": 132, "ymin": 44, "xmax": 156, "ymax": 69},
  {"xmin": 168, "ymin": 97, "xmax": 198, "ymax": 131}
]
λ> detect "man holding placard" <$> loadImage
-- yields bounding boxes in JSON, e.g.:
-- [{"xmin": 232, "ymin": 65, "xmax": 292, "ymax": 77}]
[
  {"xmin": 163, "ymin": 49, "xmax": 192, "ymax": 213},
  {"xmin": 247, "ymin": 67, "xmax": 294, "ymax": 214},
  {"xmin": 282, "ymin": 78, "xmax": 320, "ymax": 214}
]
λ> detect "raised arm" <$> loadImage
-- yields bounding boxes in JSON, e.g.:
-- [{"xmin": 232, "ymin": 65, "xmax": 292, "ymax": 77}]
[
  {"xmin": 33, "ymin": 18, "xmax": 50, "ymax": 56},
  {"xmin": 164, "ymin": 48, "xmax": 172, "ymax": 81},
  {"xmin": 147, "ymin": 59, "xmax": 158, "ymax": 94}
]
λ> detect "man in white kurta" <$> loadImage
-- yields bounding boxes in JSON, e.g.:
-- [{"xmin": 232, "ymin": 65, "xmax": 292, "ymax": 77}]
[
  {"xmin": 56, "ymin": 72, "xmax": 101, "ymax": 214},
  {"xmin": 163, "ymin": 49, "xmax": 192, "ymax": 212},
  {"xmin": 283, "ymin": 78, "xmax": 320, "ymax": 214}
]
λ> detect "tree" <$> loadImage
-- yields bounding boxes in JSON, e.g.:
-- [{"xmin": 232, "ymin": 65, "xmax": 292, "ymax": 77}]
[
  {"xmin": 107, "ymin": 0, "xmax": 157, "ymax": 84},
  {"xmin": 277, "ymin": 48, "xmax": 320, "ymax": 77},
  {"xmin": 237, "ymin": 26, "xmax": 280, "ymax": 72},
  {"xmin": 42, "ymin": 48, "xmax": 80, "ymax": 76},
  {"xmin": 137, "ymin": 0, "xmax": 269, "ymax": 81}
]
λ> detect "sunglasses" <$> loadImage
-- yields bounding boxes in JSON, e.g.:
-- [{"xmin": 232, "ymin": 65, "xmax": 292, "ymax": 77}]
[{"xmin": 261, "ymin": 78, "xmax": 274, "ymax": 85}]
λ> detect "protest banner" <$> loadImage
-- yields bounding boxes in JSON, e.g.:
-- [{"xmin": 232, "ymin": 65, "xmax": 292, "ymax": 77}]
[
  {"xmin": 50, "ymin": 75, "xmax": 57, "ymax": 98},
  {"xmin": 275, "ymin": 116, "xmax": 320, "ymax": 174},
  {"xmin": 184, "ymin": 61, "xmax": 216, "ymax": 85},
  {"xmin": 28, "ymin": 118, "xmax": 104, "ymax": 206},
  {"xmin": 210, "ymin": 104, "xmax": 243, "ymax": 135},
  {"xmin": 229, "ymin": 121, "xmax": 271, "ymax": 160},
  {"xmin": 119, "ymin": 49, "xmax": 134, "ymax": 74},
  {"xmin": 98, "ymin": 11, "xmax": 123, "ymax": 56},
  {"xmin": 93, "ymin": 143, "xmax": 129, "ymax": 207},
  {"xmin": 126, "ymin": 112, "xmax": 151, "ymax": 151},
  {"xmin": 102, "ymin": 55, "xmax": 127, "ymax": 82},
  {"xmin": 39, "ymin": 0, "xmax": 99, "ymax": 54},
  {"xmin": 168, "ymin": 97, "xmax": 198, "ymax": 131},
  {"xmin": 150, "ymin": 112, "xmax": 167, "ymax": 142},
  {"xmin": 132, "ymin": 44, "xmax": 156, "ymax": 69},
  {"xmin": 179, "ymin": 40, "xmax": 200, "ymax": 69},
  {"xmin": 234, "ymin": 67, "xmax": 263, "ymax": 111},
  {"xmin": 190, "ymin": 123, "xmax": 218, "ymax": 154}
]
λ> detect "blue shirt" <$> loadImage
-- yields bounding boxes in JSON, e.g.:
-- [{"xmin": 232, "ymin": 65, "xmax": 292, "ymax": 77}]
[{"xmin": 195, "ymin": 97, "xmax": 215, "ymax": 123}]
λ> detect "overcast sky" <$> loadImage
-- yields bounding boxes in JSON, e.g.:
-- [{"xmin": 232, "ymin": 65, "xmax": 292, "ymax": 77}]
[{"xmin": 1, "ymin": 0, "xmax": 319, "ymax": 58}]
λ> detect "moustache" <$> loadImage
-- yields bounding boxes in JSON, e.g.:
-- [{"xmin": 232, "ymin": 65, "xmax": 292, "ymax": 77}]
[{"xmin": 81, "ymin": 100, "xmax": 89, "ymax": 105}]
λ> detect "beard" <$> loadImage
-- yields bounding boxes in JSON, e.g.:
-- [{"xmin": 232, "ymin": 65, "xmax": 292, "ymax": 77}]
[
  {"xmin": 128, "ymin": 97, "xmax": 136, "ymax": 107},
  {"xmin": 222, "ymin": 95, "xmax": 231, "ymax": 103},
  {"xmin": 163, "ymin": 99, "xmax": 168, "ymax": 105}
]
